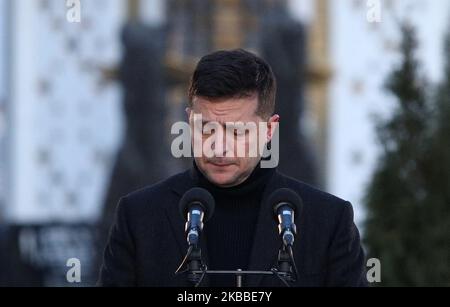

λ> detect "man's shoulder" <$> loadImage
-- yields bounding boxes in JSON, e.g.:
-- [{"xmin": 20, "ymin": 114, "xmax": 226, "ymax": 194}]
[
  {"xmin": 276, "ymin": 171, "xmax": 351, "ymax": 213},
  {"xmin": 276, "ymin": 172, "xmax": 356, "ymax": 238},
  {"xmin": 119, "ymin": 169, "xmax": 191, "ymax": 211}
]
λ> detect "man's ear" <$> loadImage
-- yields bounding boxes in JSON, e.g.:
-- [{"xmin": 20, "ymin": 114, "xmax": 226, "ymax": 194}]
[
  {"xmin": 267, "ymin": 114, "xmax": 280, "ymax": 142},
  {"xmin": 185, "ymin": 107, "xmax": 192, "ymax": 120}
]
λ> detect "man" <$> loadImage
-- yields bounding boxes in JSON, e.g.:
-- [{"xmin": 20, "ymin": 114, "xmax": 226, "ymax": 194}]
[{"xmin": 98, "ymin": 49, "xmax": 367, "ymax": 287}]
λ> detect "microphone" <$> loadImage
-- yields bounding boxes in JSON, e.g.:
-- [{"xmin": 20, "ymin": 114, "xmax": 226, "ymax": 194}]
[
  {"xmin": 179, "ymin": 188, "xmax": 215, "ymax": 246},
  {"xmin": 269, "ymin": 188, "xmax": 303, "ymax": 247}
]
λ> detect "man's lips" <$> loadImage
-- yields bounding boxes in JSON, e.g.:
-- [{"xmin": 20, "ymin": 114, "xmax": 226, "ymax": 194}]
[{"xmin": 208, "ymin": 161, "xmax": 235, "ymax": 167}]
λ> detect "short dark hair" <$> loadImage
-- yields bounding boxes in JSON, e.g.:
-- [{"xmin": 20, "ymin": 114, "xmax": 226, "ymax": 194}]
[{"xmin": 188, "ymin": 49, "xmax": 277, "ymax": 118}]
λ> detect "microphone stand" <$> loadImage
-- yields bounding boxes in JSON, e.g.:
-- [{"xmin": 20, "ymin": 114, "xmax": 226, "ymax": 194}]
[
  {"xmin": 176, "ymin": 244, "xmax": 298, "ymax": 287},
  {"xmin": 277, "ymin": 245, "xmax": 298, "ymax": 283},
  {"xmin": 186, "ymin": 246, "xmax": 205, "ymax": 284},
  {"xmin": 175, "ymin": 244, "xmax": 206, "ymax": 285}
]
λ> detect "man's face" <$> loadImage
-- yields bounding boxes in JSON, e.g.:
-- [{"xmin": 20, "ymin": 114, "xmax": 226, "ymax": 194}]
[{"xmin": 188, "ymin": 95, "xmax": 279, "ymax": 187}]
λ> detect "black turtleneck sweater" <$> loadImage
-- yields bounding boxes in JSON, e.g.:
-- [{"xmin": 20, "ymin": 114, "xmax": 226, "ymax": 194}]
[{"xmin": 194, "ymin": 162, "xmax": 275, "ymax": 287}]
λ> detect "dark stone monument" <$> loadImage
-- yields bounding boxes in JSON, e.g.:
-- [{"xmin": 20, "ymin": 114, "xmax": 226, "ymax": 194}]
[
  {"xmin": 99, "ymin": 22, "xmax": 168, "ymax": 253},
  {"xmin": 260, "ymin": 4, "xmax": 319, "ymax": 186}
]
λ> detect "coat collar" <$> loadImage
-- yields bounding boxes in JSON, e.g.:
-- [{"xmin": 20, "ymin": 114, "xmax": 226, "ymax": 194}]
[{"xmin": 164, "ymin": 164, "xmax": 289, "ymax": 287}]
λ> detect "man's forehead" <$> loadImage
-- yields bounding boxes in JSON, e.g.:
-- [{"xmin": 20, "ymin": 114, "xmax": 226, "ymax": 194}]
[{"xmin": 191, "ymin": 95, "xmax": 259, "ymax": 122}]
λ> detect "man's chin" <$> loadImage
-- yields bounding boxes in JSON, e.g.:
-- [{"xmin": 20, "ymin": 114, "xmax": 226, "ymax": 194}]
[{"xmin": 206, "ymin": 172, "xmax": 238, "ymax": 187}]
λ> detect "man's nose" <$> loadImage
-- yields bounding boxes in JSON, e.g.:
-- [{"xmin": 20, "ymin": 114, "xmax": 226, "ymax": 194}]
[{"xmin": 212, "ymin": 127, "xmax": 232, "ymax": 157}]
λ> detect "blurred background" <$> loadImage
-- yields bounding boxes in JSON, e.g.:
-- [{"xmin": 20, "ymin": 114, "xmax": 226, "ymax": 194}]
[{"xmin": 0, "ymin": 0, "xmax": 448, "ymax": 286}]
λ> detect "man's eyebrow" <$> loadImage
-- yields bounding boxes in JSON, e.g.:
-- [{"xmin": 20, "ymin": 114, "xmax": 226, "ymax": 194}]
[
  {"xmin": 200, "ymin": 120, "xmax": 226, "ymax": 128},
  {"xmin": 194, "ymin": 119, "xmax": 251, "ymax": 129}
]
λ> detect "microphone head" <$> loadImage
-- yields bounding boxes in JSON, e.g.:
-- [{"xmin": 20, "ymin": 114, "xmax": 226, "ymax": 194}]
[
  {"xmin": 268, "ymin": 188, "xmax": 303, "ymax": 218},
  {"xmin": 179, "ymin": 187, "xmax": 216, "ymax": 222}
]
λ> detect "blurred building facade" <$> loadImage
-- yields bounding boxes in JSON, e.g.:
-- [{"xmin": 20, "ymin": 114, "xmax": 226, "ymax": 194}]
[
  {"xmin": 1, "ymin": 0, "xmax": 127, "ymax": 285},
  {"xmin": 0, "ymin": 0, "xmax": 449, "ymax": 286}
]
